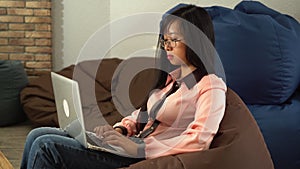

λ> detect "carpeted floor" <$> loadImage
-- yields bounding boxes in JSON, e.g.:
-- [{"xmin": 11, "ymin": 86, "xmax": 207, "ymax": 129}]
[{"xmin": 0, "ymin": 120, "xmax": 34, "ymax": 169}]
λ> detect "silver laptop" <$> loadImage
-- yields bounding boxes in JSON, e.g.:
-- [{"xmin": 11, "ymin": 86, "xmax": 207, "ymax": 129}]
[{"xmin": 51, "ymin": 72, "xmax": 130, "ymax": 157}]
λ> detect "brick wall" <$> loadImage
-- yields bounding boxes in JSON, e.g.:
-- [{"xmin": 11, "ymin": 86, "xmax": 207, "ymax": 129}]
[{"xmin": 0, "ymin": 0, "xmax": 52, "ymax": 78}]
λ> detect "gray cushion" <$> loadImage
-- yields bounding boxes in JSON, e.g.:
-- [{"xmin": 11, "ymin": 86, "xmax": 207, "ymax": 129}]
[{"xmin": 0, "ymin": 60, "xmax": 28, "ymax": 126}]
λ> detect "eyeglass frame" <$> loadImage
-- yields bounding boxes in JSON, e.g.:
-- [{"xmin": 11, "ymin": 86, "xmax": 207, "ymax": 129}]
[{"xmin": 159, "ymin": 38, "xmax": 183, "ymax": 48}]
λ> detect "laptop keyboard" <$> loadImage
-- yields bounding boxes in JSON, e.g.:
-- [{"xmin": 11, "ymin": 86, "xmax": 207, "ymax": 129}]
[{"xmin": 85, "ymin": 131, "xmax": 116, "ymax": 151}]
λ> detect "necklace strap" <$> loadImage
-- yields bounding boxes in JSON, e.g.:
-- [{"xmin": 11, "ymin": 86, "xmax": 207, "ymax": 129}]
[{"xmin": 136, "ymin": 81, "xmax": 180, "ymax": 138}]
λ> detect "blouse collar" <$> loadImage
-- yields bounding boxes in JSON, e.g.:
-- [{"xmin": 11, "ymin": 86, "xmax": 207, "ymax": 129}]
[{"xmin": 170, "ymin": 68, "xmax": 207, "ymax": 89}]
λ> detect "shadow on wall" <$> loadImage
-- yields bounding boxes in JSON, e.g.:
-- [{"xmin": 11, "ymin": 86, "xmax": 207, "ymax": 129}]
[{"xmin": 52, "ymin": 1, "xmax": 64, "ymax": 71}]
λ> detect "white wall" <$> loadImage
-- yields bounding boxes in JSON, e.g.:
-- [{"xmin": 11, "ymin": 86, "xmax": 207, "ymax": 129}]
[
  {"xmin": 108, "ymin": 0, "xmax": 242, "ymax": 59},
  {"xmin": 111, "ymin": 0, "xmax": 300, "ymax": 20},
  {"xmin": 52, "ymin": 0, "xmax": 110, "ymax": 71},
  {"xmin": 52, "ymin": 0, "xmax": 300, "ymax": 70},
  {"xmin": 109, "ymin": 0, "xmax": 300, "ymax": 59}
]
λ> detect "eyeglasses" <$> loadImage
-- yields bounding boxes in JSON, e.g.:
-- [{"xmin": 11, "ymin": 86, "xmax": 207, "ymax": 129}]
[{"xmin": 159, "ymin": 39, "xmax": 182, "ymax": 48}]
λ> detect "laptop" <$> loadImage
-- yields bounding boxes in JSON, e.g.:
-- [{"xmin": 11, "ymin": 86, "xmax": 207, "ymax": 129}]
[{"xmin": 51, "ymin": 72, "xmax": 130, "ymax": 157}]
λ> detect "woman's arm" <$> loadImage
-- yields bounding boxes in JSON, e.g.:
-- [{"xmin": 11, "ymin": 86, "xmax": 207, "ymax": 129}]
[{"xmin": 113, "ymin": 109, "xmax": 141, "ymax": 136}]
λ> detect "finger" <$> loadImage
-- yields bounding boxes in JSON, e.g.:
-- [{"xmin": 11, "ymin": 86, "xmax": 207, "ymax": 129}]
[
  {"xmin": 103, "ymin": 130, "xmax": 122, "ymax": 138},
  {"xmin": 105, "ymin": 139, "xmax": 120, "ymax": 146},
  {"xmin": 102, "ymin": 134, "xmax": 122, "ymax": 145},
  {"xmin": 105, "ymin": 137, "xmax": 130, "ymax": 150},
  {"xmin": 103, "ymin": 131, "xmax": 124, "ymax": 140},
  {"xmin": 93, "ymin": 126, "xmax": 101, "ymax": 136},
  {"xmin": 93, "ymin": 126, "xmax": 99, "ymax": 133},
  {"xmin": 94, "ymin": 125, "xmax": 108, "ymax": 137},
  {"xmin": 94, "ymin": 125, "xmax": 112, "ymax": 137},
  {"xmin": 104, "ymin": 136, "xmax": 137, "ymax": 155},
  {"xmin": 102, "ymin": 125, "xmax": 113, "ymax": 133}
]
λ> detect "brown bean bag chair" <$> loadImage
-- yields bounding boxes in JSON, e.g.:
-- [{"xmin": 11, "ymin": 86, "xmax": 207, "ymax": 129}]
[
  {"xmin": 122, "ymin": 88, "xmax": 274, "ymax": 169},
  {"xmin": 20, "ymin": 58, "xmax": 124, "ymax": 129},
  {"xmin": 20, "ymin": 58, "xmax": 157, "ymax": 131}
]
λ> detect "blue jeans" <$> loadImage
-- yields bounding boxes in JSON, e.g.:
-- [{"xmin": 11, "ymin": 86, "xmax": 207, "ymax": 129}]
[{"xmin": 20, "ymin": 127, "xmax": 144, "ymax": 169}]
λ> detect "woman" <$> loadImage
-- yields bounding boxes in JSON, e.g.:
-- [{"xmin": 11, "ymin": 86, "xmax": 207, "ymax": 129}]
[{"xmin": 21, "ymin": 4, "xmax": 226, "ymax": 169}]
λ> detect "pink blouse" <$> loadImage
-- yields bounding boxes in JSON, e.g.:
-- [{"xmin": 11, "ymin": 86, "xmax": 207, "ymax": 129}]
[{"xmin": 115, "ymin": 69, "xmax": 227, "ymax": 159}]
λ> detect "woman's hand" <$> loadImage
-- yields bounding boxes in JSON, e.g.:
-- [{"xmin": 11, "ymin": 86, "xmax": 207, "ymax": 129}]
[
  {"xmin": 93, "ymin": 125, "xmax": 139, "ymax": 157},
  {"xmin": 93, "ymin": 125, "xmax": 123, "ymax": 137},
  {"xmin": 102, "ymin": 130, "xmax": 139, "ymax": 157}
]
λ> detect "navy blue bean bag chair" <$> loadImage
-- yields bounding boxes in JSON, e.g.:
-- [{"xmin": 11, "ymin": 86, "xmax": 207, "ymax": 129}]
[{"xmin": 204, "ymin": 1, "xmax": 300, "ymax": 169}]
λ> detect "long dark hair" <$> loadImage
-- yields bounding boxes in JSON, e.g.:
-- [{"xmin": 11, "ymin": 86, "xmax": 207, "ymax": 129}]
[
  {"xmin": 136, "ymin": 5, "xmax": 217, "ymax": 132},
  {"xmin": 154, "ymin": 4, "xmax": 216, "ymax": 89}
]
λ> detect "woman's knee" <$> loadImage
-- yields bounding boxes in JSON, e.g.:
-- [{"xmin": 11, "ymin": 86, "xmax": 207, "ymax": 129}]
[
  {"xmin": 27, "ymin": 135, "xmax": 66, "ymax": 169},
  {"xmin": 29, "ymin": 134, "xmax": 68, "ymax": 159},
  {"xmin": 25, "ymin": 127, "xmax": 67, "ymax": 147},
  {"xmin": 32, "ymin": 133, "xmax": 81, "ymax": 151},
  {"xmin": 31, "ymin": 134, "xmax": 57, "ymax": 150},
  {"xmin": 29, "ymin": 134, "xmax": 82, "ymax": 162},
  {"xmin": 27, "ymin": 127, "xmax": 65, "ymax": 139}
]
